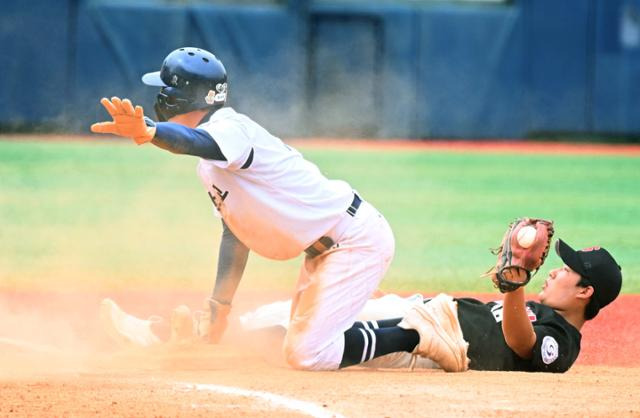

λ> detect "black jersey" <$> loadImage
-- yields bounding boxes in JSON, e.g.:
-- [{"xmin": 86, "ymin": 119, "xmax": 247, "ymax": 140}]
[{"xmin": 455, "ymin": 298, "xmax": 581, "ymax": 372}]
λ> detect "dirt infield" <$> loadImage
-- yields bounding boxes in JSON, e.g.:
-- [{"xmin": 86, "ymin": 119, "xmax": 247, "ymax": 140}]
[{"xmin": 1, "ymin": 290, "xmax": 638, "ymax": 417}]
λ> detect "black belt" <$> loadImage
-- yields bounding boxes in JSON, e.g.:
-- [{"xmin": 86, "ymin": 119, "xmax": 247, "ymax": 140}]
[{"xmin": 305, "ymin": 194, "xmax": 362, "ymax": 258}]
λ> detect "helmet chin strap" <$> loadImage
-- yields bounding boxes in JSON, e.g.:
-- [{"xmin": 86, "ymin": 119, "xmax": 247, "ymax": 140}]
[{"xmin": 154, "ymin": 102, "xmax": 169, "ymax": 122}]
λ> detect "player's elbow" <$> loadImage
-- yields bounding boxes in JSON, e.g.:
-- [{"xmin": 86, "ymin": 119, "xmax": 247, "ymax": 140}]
[{"xmin": 505, "ymin": 335, "xmax": 535, "ymax": 359}]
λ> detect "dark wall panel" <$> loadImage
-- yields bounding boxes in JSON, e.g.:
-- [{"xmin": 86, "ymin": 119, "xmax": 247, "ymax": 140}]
[
  {"xmin": 189, "ymin": 5, "xmax": 304, "ymax": 136},
  {"xmin": 309, "ymin": 4, "xmax": 418, "ymax": 137},
  {"xmin": 0, "ymin": 0, "xmax": 71, "ymax": 126},
  {"xmin": 416, "ymin": 4, "xmax": 527, "ymax": 138},
  {"xmin": 525, "ymin": 0, "xmax": 592, "ymax": 134},
  {"xmin": 2, "ymin": 0, "xmax": 640, "ymax": 139},
  {"xmin": 73, "ymin": 3, "xmax": 190, "ymax": 131},
  {"xmin": 593, "ymin": 0, "xmax": 640, "ymax": 134},
  {"xmin": 309, "ymin": 15, "xmax": 382, "ymax": 136}
]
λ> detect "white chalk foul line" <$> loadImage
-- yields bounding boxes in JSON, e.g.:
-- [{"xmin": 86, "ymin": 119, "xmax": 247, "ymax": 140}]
[{"xmin": 176, "ymin": 382, "xmax": 344, "ymax": 418}]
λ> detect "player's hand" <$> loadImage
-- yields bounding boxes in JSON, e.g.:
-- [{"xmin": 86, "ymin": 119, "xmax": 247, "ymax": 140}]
[
  {"xmin": 196, "ymin": 298, "xmax": 231, "ymax": 343},
  {"xmin": 91, "ymin": 97, "xmax": 156, "ymax": 145}
]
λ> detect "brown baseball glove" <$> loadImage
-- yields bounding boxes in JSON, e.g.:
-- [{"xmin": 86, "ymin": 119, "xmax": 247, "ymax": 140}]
[{"xmin": 485, "ymin": 217, "xmax": 555, "ymax": 293}]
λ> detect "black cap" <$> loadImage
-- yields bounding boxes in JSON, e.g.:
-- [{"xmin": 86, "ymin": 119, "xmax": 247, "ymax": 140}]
[{"xmin": 555, "ymin": 239, "xmax": 622, "ymax": 316}]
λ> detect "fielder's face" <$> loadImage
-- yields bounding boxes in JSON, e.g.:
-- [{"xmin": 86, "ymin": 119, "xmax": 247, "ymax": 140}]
[{"xmin": 538, "ymin": 265, "xmax": 584, "ymax": 310}]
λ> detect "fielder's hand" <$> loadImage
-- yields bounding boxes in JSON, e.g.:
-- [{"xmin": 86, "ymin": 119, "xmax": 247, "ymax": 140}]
[
  {"xmin": 91, "ymin": 97, "xmax": 156, "ymax": 145},
  {"xmin": 485, "ymin": 217, "xmax": 555, "ymax": 293}
]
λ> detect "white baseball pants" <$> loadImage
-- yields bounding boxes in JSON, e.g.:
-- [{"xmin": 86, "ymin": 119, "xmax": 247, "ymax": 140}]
[{"xmin": 283, "ymin": 201, "xmax": 395, "ymax": 370}]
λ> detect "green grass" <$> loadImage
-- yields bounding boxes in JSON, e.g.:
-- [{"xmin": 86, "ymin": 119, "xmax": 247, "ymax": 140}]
[{"xmin": 1, "ymin": 138, "xmax": 638, "ymax": 293}]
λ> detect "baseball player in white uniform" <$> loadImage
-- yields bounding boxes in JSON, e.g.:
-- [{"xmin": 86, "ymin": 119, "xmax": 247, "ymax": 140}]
[
  {"xmin": 195, "ymin": 105, "xmax": 396, "ymax": 370},
  {"xmin": 93, "ymin": 47, "xmax": 459, "ymax": 371}
]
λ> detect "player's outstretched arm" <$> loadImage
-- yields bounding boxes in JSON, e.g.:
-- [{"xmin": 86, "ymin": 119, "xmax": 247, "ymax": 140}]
[
  {"xmin": 200, "ymin": 220, "xmax": 250, "ymax": 343},
  {"xmin": 151, "ymin": 123, "xmax": 227, "ymax": 160},
  {"xmin": 91, "ymin": 97, "xmax": 226, "ymax": 160}
]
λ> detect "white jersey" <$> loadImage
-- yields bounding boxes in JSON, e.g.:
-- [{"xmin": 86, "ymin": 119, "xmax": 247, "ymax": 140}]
[{"xmin": 196, "ymin": 107, "xmax": 354, "ymax": 260}]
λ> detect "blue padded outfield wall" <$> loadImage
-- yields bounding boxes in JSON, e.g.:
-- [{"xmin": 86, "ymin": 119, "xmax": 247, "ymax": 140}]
[{"xmin": 1, "ymin": 0, "xmax": 640, "ymax": 139}]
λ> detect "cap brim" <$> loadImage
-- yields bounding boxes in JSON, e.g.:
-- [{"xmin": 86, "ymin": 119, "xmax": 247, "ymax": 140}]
[
  {"xmin": 141, "ymin": 71, "xmax": 167, "ymax": 87},
  {"xmin": 555, "ymin": 239, "xmax": 587, "ymax": 277}
]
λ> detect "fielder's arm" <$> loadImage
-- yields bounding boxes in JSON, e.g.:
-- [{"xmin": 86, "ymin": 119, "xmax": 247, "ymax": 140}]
[{"xmin": 501, "ymin": 286, "xmax": 536, "ymax": 359}]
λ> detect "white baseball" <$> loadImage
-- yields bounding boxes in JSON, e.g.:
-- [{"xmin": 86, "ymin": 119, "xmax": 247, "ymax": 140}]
[{"xmin": 517, "ymin": 225, "xmax": 537, "ymax": 248}]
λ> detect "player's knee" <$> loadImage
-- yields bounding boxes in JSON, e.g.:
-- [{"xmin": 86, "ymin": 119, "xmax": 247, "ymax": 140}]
[
  {"xmin": 284, "ymin": 350, "xmax": 310, "ymax": 370},
  {"xmin": 283, "ymin": 336, "xmax": 334, "ymax": 371},
  {"xmin": 283, "ymin": 338, "xmax": 315, "ymax": 370}
]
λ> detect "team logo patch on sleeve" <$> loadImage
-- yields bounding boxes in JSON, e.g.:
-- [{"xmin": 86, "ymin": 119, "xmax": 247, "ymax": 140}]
[{"xmin": 541, "ymin": 336, "xmax": 559, "ymax": 364}]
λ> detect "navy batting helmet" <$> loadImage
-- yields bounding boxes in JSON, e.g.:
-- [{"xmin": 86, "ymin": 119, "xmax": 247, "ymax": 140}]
[{"xmin": 142, "ymin": 47, "xmax": 227, "ymax": 121}]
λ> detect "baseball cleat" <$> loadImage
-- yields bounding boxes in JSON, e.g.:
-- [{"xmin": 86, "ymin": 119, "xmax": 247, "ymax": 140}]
[
  {"xmin": 398, "ymin": 293, "xmax": 469, "ymax": 372},
  {"xmin": 100, "ymin": 298, "xmax": 162, "ymax": 348},
  {"xmin": 426, "ymin": 294, "xmax": 470, "ymax": 371}
]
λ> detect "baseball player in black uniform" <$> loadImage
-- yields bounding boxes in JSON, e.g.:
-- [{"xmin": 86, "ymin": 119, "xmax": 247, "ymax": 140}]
[
  {"xmin": 335, "ymin": 238, "xmax": 622, "ymax": 373},
  {"xmin": 457, "ymin": 239, "xmax": 622, "ymax": 372},
  {"xmin": 455, "ymin": 296, "xmax": 582, "ymax": 372},
  {"xmin": 235, "ymin": 233, "xmax": 622, "ymax": 373}
]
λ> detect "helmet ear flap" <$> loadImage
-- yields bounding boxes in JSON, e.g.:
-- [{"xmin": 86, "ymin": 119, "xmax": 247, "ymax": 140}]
[{"xmin": 154, "ymin": 88, "xmax": 193, "ymax": 121}]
